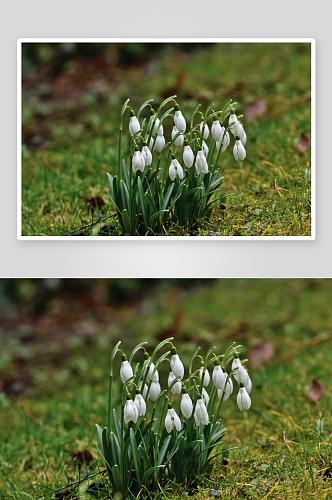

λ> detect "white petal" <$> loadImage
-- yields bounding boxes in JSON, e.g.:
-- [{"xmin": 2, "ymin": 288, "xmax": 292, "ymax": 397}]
[
  {"xmin": 181, "ymin": 394, "xmax": 193, "ymax": 418},
  {"xmin": 177, "ymin": 164, "xmax": 184, "ymax": 180},
  {"xmin": 174, "ymin": 411, "xmax": 182, "ymax": 431},
  {"xmin": 237, "ymin": 390, "xmax": 243, "ymax": 411},
  {"xmin": 242, "ymin": 389, "xmax": 251, "ymax": 410},
  {"xmin": 202, "ymin": 140, "xmax": 209, "ymax": 157},
  {"xmin": 149, "ymin": 381, "xmax": 161, "ymax": 401},
  {"xmin": 155, "ymin": 135, "xmax": 165, "ymax": 153},
  {"xmin": 120, "ymin": 361, "xmax": 133, "ymax": 383},
  {"xmin": 233, "ymin": 143, "xmax": 239, "ymax": 161},
  {"xmin": 212, "ymin": 121, "xmax": 223, "ymax": 143},
  {"xmin": 175, "ymin": 111, "xmax": 186, "ymax": 132},
  {"xmin": 165, "ymin": 412, "xmax": 173, "ymax": 433},
  {"xmin": 199, "ymin": 367, "xmax": 210, "ymax": 386},
  {"xmin": 129, "ymin": 116, "xmax": 141, "ymax": 136},
  {"xmin": 171, "ymin": 355, "xmax": 184, "ymax": 379},
  {"xmin": 238, "ymin": 142, "xmax": 246, "ymax": 160},
  {"xmin": 200, "ymin": 122, "xmax": 209, "ymax": 140},
  {"xmin": 169, "ymin": 163, "xmax": 176, "ymax": 181},
  {"xmin": 202, "ymin": 387, "xmax": 209, "ymax": 406},
  {"xmin": 245, "ymin": 375, "xmax": 252, "ymax": 394},
  {"xmin": 183, "ymin": 146, "xmax": 194, "ymax": 168}
]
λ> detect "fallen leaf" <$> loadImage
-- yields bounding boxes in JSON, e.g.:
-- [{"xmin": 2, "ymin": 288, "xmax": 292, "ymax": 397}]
[
  {"xmin": 244, "ymin": 99, "xmax": 266, "ymax": 122},
  {"xmin": 71, "ymin": 449, "xmax": 94, "ymax": 465},
  {"xmin": 297, "ymin": 133, "xmax": 311, "ymax": 153},
  {"xmin": 274, "ymin": 179, "xmax": 282, "ymax": 192},
  {"xmin": 308, "ymin": 379, "xmax": 325, "ymax": 402},
  {"xmin": 85, "ymin": 196, "xmax": 105, "ymax": 212},
  {"xmin": 249, "ymin": 341, "xmax": 274, "ymax": 366}
]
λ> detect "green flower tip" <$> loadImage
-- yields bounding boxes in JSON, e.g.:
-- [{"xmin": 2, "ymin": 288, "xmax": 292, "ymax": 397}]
[
  {"xmin": 200, "ymin": 116, "xmax": 204, "ymax": 121},
  {"xmin": 235, "ymin": 135, "xmax": 240, "ymax": 141},
  {"xmin": 200, "ymin": 361, "xmax": 204, "ymax": 367},
  {"xmin": 168, "ymin": 402, "xmax": 173, "ymax": 409},
  {"xmin": 143, "ymin": 353, "xmax": 149, "ymax": 361},
  {"xmin": 230, "ymin": 108, "xmax": 235, "ymax": 114},
  {"xmin": 150, "ymin": 109, "xmax": 155, "ymax": 115},
  {"xmin": 213, "ymin": 114, "xmax": 218, "ymax": 120},
  {"xmin": 122, "ymin": 353, "xmax": 127, "ymax": 361},
  {"xmin": 171, "ymin": 154, "xmax": 176, "ymax": 160},
  {"xmin": 234, "ymin": 352, "xmax": 239, "ymax": 359},
  {"xmin": 214, "ymin": 358, "xmax": 220, "ymax": 366},
  {"xmin": 174, "ymin": 104, "xmax": 180, "ymax": 111},
  {"xmin": 130, "ymin": 110, "xmax": 135, "ymax": 117},
  {"xmin": 184, "ymin": 140, "xmax": 189, "ymax": 146},
  {"xmin": 126, "ymin": 391, "xmax": 131, "ymax": 400},
  {"xmin": 240, "ymin": 382, "xmax": 244, "ymax": 388},
  {"xmin": 198, "ymin": 394, "xmax": 202, "ymax": 399},
  {"xmin": 135, "ymin": 145, "xmax": 139, "ymax": 151},
  {"xmin": 135, "ymin": 388, "xmax": 140, "ymax": 394},
  {"xmin": 182, "ymin": 387, "xmax": 187, "ymax": 394},
  {"xmin": 171, "ymin": 347, "xmax": 177, "ymax": 355},
  {"xmin": 143, "ymin": 141, "xmax": 147, "ymax": 147}
]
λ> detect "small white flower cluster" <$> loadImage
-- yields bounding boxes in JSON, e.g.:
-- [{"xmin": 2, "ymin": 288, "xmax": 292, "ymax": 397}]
[
  {"xmin": 119, "ymin": 345, "xmax": 251, "ymax": 433},
  {"xmin": 127, "ymin": 100, "xmax": 248, "ymax": 182}
]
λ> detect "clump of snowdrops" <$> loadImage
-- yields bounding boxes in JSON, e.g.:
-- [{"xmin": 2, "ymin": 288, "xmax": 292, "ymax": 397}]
[
  {"xmin": 96, "ymin": 337, "xmax": 251, "ymax": 496},
  {"xmin": 108, "ymin": 96, "xmax": 247, "ymax": 235}
]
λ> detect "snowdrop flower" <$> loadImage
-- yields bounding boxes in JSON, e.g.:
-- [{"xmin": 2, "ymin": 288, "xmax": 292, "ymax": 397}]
[
  {"xmin": 168, "ymin": 370, "xmax": 182, "ymax": 395},
  {"xmin": 212, "ymin": 360, "xmax": 226, "ymax": 390},
  {"xmin": 169, "ymin": 156, "xmax": 184, "ymax": 182},
  {"xmin": 134, "ymin": 390, "xmax": 146, "ymax": 416},
  {"xmin": 199, "ymin": 363, "xmax": 210, "ymax": 386},
  {"xmin": 148, "ymin": 381, "xmax": 161, "ymax": 401},
  {"xmin": 183, "ymin": 141, "xmax": 194, "ymax": 168},
  {"xmin": 124, "ymin": 397, "xmax": 138, "ymax": 424},
  {"xmin": 174, "ymin": 104, "xmax": 186, "ymax": 132},
  {"xmin": 149, "ymin": 110, "xmax": 164, "ymax": 136},
  {"xmin": 132, "ymin": 150, "xmax": 145, "ymax": 173},
  {"xmin": 202, "ymin": 140, "xmax": 209, "ymax": 157},
  {"xmin": 165, "ymin": 404, "xmax": 181, "ymax": 433},
  {"xmin": 218, "ymin": 373, "xmax": 233, "ymax": 401},
  {"xmin": 195, "ymin": 151, "xmax": 208, "ymax": 175},
  {"xmin": 245, "ymin": 373, "xmax": 252, "ymax": 394},
  {"xmin": 138, "ymin": 381, "xmax": 148, "ymax": 400},
  {"xmin": 170, "ymin": 347, "xmax": 184, "ymax": 379},
  {"xmin": 141, "ymin": 142, "xmax": 152, "ymax": 166},
  {"xmin": 142, "ymin": 353, "xmax": 159, "ymax": 383},
  {"xmin": 229, "ymin": 111, "xmax": 246, "ymax": 145},
  {"xmin": 172, "ymin": 125, "xmax": 184, "ymax": 147},
  {"xmin": 237, "ymin": 382, "xmax": 251, "ymax": 411},
  {"xmin": 194, "ymin": 398, "xmax": 209, "ymax": 426},
  {"xmin": 200, "ymin": 118, "xmax": 209, "ymax": 140},
  {"xmin": 216, "ymin": 126, "xmax": 230, "ymax": 153},
  {"xmin": 149, "ymin": 134, "xmax": 165, "ymax": 153},
  {"xmin": 202, "ymin": 387, "xmax": 209, "ymax": 407},
  {"xmin": 232, "ymin": 353, "xmax": 248, "ymax": 384},
  {"xmin": 180, "ymin": 389, "xmax": 193, "ymax": 418},
  {"xmin": 211, "ymin": 117, "xmax": 223, "ymax": 143},
  {"xmin": 120, "ymin": 355, "xmax": 133, "ymax": 383},
  {"xmin": 233, "ymin": 136, "xmax": 246, "ymax": 161},
  {"xmin": 129, "ymin": 111, "xmax": 141, "ymax": 137}
]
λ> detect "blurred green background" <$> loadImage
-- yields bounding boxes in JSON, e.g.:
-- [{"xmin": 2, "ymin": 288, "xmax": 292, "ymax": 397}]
[{"xmin": 21, "ymin": 42, "xmax": 311, "ymax": 236}]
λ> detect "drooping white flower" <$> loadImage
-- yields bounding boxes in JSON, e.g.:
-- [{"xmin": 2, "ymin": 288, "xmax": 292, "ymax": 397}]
[
  {"xmin": 202, "ymin": 140, "xmax": 209, "ymax": 157},
  {"xmin": 199, "ymin": 365, "xmax": 210, "ymax": 386},
  {"xmin": 202, "ymin": 387, "xmax": 209, "ymax": 407},
  {"xmin": 168, "ymin": 371, "xmax": 182, "ymax": 395},
  {"xmin": 237, "ymin": 384, "xmax": 251, "ymax": 411},
  {"xmin": 211, "ymin": 119, "xmax": 223, "ymax": 143},
  {"xmin": 138, "ymin": 381, "xmax": 148, "ymax": 400},
  {"xmin": 165, "ymin": 406, "xmax": 181, "ymax": 433},
  {"xmin": 212, "ymin": 364, "xmax": 226, "ymax": 390},
  {"xmin": 143, "ymin": 358, "xmax": 159, "ymax": 383},
  {"xmin": 120, "ymin": 357, "xmax": 133, "ymax": 383},
  {"xmin": 218, "ymin": 373, "xmax": 233, "ymax": 401},
  {"xmin": 180, "ymin": 392, "xmax": 193, "ymax": 418},
  {"xmin": 169, "ymin": 158, "xmax": 184, "ymax": 182},
  {"xmin": 149, "ymin": 135, "xmax": 165, "ymax": 153},
  {"xmin": 183, "ymin": 143, "xmax": 194, "ymax": 168},
  {"xmin": 244, "ymin": 373, "xmax": 252, "ymax": 394},
  {"xmin": 172, "ymin": 126, "xmax": 184, "ymax": 147},
  {"xmin": 170, "ymin": 349, "xmax": 184, "ymax": 379},
  {"xmin": 129, "ymin": 114, "xmax": 141, "ymax": 137},
  {"xmin": 174, "ymin": 106, "xmax": 186, "ymax": 132},
  {"xmin": 148, "ymin": 381, "xmax": 161, "ymax": 401},
  {"xmin": 200, "ymin": 120, "xmax": 209, "ymax": 140},
  {"xmin": 233, "ymin": 138, "xmax": 246, "ymax": 161},
  {"xmin": 152, "ymin": 116, "xmax": 164, "ymax": 137},
  {"xmin": 194, "ymin": 398, "xmax": 209, "ymax": 426},
  {"xmin": 195, "ymin": 151, "xmax": 208, "ymax": 175},
  {"xmin": 134, "ymin": 393, "xmax": 146, "ymax": 416},
  {"xmin": 228, "ymin": 113, "xmax": 240, "ymax": 137},
  {"xmin": 216, "ymin": 127, "xmax": 230, "ymax": 153},
  {"xmin": 232, "ymin": 355, "xmax": 248, "ymax": 385},
  {"xmin": 132, "ymin": 150, "xmax": 145, "ymax": 173},
  {"xmin": 239, "ymin": 128, "xmax": 247, "ymax": 146},
  {"xmin": 124, "ymin": 398, "xmax": 138, "ymax": 424},
  {"xmin": 141, "ymin": 144, "xmax": 152, "ymax": 166}
]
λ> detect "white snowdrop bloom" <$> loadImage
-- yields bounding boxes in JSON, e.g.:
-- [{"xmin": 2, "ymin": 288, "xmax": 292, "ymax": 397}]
[
  {"xmin": 170, "ymin": 350, "xmax": 184, "ymax": 379},
  {"xmin": 152, "ymin": 116, "xmax": 164, "ymax": 136},
  {"xmin": 194, "ymin": 398, "xmax": 209, "ymax": 426},
  {"xmin": 165, "ymin": 407, "xmax": 181, "ymax": 433},
  {"xmin": 212, "ymin": 364, "xmax": 226, "ymax": 390},
  {"xmin": 233, "ymin": 139, "xmax": 246, "ymax": 161},
  {"xmin": 228, "ymin": 113, "xmax": 240, "ymax": 137},
  {"xmin": 200, "ymin": 121, "xmax": 209, "ymax": 140},
  {"xmin": 174, "ymin": 107, "xmax": 186, "ymax": 132},
  {"xmin": 232, "ymin": 356, "xmax": 248, "ymax": 384},
  {"xmin": 141, "ymin": 145, "xmax": 152, "ymax": 166},
  {"xmin": 143, "ymin": 359, "xmax": 159, "ymax": 383},
  {"xmin": 239, "ymin": 128, "xmax": 247, "ymax": 146},
  {"xmin": 237, "ymin": 384, "xmax": 251, "ymax": 411},
  {"xmin": 202, "ymin": 387, "xmax": 209, "ymax": 407},
  {"xmin": 218, "ymin": 373, "xmax": 233, "ymax": 401},
  {"xmin": 132, "ymin": 151, "xmax": 145, "ymax": 173},
  {"xmin": 180, "ymin": 393, "xmax": 193, "ymax": 418},
  {"xmin": 211, "ymin": 120, "xmax": 223, "ymax": 143},
  {"xmin": 199, "ymin": 366, "xmax": 210, "ymax": 387},
  {"xmin": 134, "ymin": 393, "xmax": 146, "ymax": 416},
  {"xmin": 154, "ymin": 134, "xmax": 165, "ymax": 153},
  {"xmin": 244, "ymin": 373, "xmax": 252, "ymax": 394},
  {"xmin": 124, "ymin": 399, "xmax": 138, "ymax": 424},
  {"xmin": 168, "ymin": 371, "xmax": 182, "ymax": 395},
  {"xmin": 216, "ymin": 127, "xmax": 230, "ymax": 153},
  {"xmin": 195, "ymin": 151, "xmax": 208, "ymax": 175},
  {"xmin": 120, "ymin": 358, "xmax": 133, "ymax": 383},
  {"xmin": 138, "ymin": 381, "xmax": 148, "ymax": 400},
  {"xmin": 169, "ymin": 158, "xmax": 184, "ymax": 182},
  {"xmin": 202, "ymin": 140, "xmax": 209, "ymax": 157},
  {"xmin": 172, "ymin": 126, "xmax": 184, "ymax": 147},
  {"xmin": 148, "ymin": 381, "xmax": 161, "ymax": 401},
  {"xmin": 129, "ymin": 114, "xmax": 141, "ymax": 136},
  {"xmin": 183, "ymin": 143, "xmax": 194, "ymax": 168}
]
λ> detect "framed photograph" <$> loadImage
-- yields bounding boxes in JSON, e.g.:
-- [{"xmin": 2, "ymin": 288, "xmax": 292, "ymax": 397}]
[{"xmin": 18, "ymin": 38, "xmax": 315, "ymax": 239}]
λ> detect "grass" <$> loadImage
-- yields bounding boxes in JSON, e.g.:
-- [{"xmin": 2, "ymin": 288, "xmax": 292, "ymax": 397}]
[
  {"xmin": 21, "ymin": 42, "xmax": 312, "ymax": 236},
  {"xmin": 0, "ymin": 279, "xmax": 331, "ymax": 499}
]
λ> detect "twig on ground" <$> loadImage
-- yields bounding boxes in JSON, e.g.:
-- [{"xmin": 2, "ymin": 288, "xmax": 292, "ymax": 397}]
[
  {"xmin": 37, "ymin": 469, "xmax": 107, "ymax": 498},
  {"xmin": 64, "ymin": 214, "xmax": 117, "ymax": 236}
]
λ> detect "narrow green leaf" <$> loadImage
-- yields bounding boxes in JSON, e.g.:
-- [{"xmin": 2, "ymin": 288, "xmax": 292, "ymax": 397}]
[{"xmin": 130, "ymin": 428, "xmax": 142, "ymax": 486}]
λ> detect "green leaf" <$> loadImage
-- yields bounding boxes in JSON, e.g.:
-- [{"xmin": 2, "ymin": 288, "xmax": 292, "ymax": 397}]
[
  {"xmin": 137, "ymin": 176, "xmax": 148, "ymax": 229},
  {"xmin": 261, "ymin": 464, "xmax": 269, "ymax": 471},
  {"xmin": 121, "ymin": 209, "xmax": 132, "ymax": 234},
  {"xmin": 142, "ymin": 465, "xmax": 165, "ymax": 485},
  {"xmin": 137, "ymin": 99, "xmax": 154, "ymax": 120},
  {"xmin": 95, "ymin": 424, "xmax": 104, "ymax": 453},
  {"xmin": 130, "ymin": 428, "xmax": 142, "ymax": 486},
  {"xmin": 111, "ymin": 464, "xmax": 123, "ymax": 492},
  {"xmin": 129, "ymin": 341, "xmax": 148, "ymax": 364}
]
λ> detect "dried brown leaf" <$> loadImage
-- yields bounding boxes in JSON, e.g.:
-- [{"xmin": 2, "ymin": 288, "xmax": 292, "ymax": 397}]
[
  {"xmin": 244, "ymin": 99, "xmax": 266, "ymax": 122},
  {"xmin": 297, "ymin": 133, "xmax": 311, "ymax": 153},
  {"xmin": 249, "ymin": 341, "xmax": 274, "ymax": 366},
  {"xmin": 308, "ymin": 379, "xmax": 325, "ymax": 402}
]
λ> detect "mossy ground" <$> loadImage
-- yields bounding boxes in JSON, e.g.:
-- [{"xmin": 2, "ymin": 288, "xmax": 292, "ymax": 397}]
[
  {"xmin": 21, "ymin": 43, "xmax": 312, "ymax": 236},
  {"xmin": 0, "ymin": 279, "xmax": 331, "ymax": 499}
]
